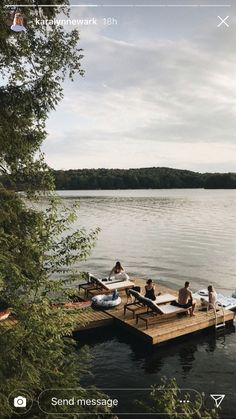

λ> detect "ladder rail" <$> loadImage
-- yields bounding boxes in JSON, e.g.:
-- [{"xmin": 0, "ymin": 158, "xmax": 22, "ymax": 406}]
[{"xmin": 207, "ymin": 303, "xmax": 225, "ymax": 329}]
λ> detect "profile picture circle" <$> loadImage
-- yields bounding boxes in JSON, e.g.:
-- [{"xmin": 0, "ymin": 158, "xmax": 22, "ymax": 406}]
[{"xmin": 11, "ymin": 12, "xmax": 27, "ymax": 33}]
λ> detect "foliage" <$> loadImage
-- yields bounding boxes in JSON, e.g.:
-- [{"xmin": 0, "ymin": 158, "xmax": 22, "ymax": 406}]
[
  {"xmin": 0, "ymin": 189, "xmax": 100, "ymax": 306},
  {"xmin": 203, "ymin": 172, "xmax": 236, "ymax": 189},
  {"xmin": 0, "ymin": 189, "xmax": 102, "ymax": 418},
  {"xmin": 52, "ymin": 167, "xmax": 202, "ymax": 190},
  {"xmin": 50, "ymin": 167, "xmax": 236, "ymax": 190},
  {"xmin": 0, "ymin": 2, "xmax": 107, "ymax": 418},
  {"xmin": 136, "ymin": 377, "xmax": 220, "ymax": 419},
  {"xmin": 0, "ymin": 0, "xmax": 83, "ymax": 192},
  {"xmin": 3, "ymin": 166, "xmax": 236, "ymax": 191}
]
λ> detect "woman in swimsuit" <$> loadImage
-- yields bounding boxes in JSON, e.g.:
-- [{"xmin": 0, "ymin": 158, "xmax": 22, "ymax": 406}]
[
  {"xmin": 208, "ymin": 285, "xmax": 217, "ymax": 309},
  {"xmin": 144, "ymin": 279, "xmax": 156, "ymax": 301},
  {"xmin": 108, "ymin": 261, "xmax": 129, "ymax": 281}
]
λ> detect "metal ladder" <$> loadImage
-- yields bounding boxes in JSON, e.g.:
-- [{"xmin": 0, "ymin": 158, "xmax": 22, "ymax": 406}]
[
  {"xmin": 214, "ymin": 305, "xmax": 225, "ymax": 330},
  {"xmin": 207, "ymin": 303, "xmax": 225, "ymax": 329}
]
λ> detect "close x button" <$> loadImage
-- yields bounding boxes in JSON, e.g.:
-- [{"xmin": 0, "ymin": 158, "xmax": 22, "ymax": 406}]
[{"xmin": 217, "ymin": 16, "xmax": 230, "ymax": 27}]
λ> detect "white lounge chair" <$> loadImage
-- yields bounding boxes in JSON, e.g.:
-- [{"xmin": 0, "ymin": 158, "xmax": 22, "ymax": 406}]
[
  {"xmin": 136, "ymin": 300, "xmax": 189, "ymax": 329},
  {"xmin": 124, "ymin": 290, "xmax": 177, "ymax": 318}
]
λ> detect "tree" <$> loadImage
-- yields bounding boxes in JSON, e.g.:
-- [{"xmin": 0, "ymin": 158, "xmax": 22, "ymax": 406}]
[
  {"xmin": 0, "ymin": 0, "xmax": 83, "ymax": 192},
  {"xmin": 0, "ymin": 2, "xmax": 107, "ymax": 418},
  {"xmin": 136, "ymin": 377, "xmax": 220, "ymax": 419},
  {"xmin": 204, "ymin": 173, "xmax": 236, "ymax": 189}
]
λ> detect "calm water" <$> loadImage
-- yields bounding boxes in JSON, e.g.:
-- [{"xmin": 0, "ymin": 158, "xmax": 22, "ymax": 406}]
[{"xmin": 58, "ymin": 189, "xmax": 236, "ymax": 418}]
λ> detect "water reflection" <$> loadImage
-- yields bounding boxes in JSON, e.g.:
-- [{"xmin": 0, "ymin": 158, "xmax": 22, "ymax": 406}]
[
  {"xmin": 75, "ymin": 324, "xmax": 236, "ymax": 416},
  {"xmin": 76, "ymin": 325, "xmax": 235, "ymax": 380}
]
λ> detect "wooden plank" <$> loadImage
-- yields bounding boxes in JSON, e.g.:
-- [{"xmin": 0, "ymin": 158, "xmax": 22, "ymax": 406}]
[
  {"xmin": 1, "ymin": 279, "xmax": 233, "ymax": 345},
  {"xmin": 113, "ymin": 307, "xmax": 234, "ymax": 344},
  {"xmin": 23, "ymin": 277, "xmax": 231, "ymax": 345},
  {"xmin": 100, "ymin": 278, "xmax": 235, "ymax": 345},
  {"xmin": 72, "ymin": 305, "xmax": 113, "ymax": 331}
]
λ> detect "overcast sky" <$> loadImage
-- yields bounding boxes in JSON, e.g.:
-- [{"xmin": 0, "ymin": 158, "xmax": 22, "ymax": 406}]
[{"xmin": 42, "ymin": 0, "xmax": 236, "ymax": 172}]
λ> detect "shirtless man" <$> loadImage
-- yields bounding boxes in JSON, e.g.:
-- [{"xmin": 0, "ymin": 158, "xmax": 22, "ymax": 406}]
[{"xmin": 176, "ymin": 281, "xmax": 196, "ymax": 316}]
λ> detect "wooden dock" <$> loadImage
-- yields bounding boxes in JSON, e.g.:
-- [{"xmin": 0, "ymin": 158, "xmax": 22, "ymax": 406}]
[
  {"xmin": 75, "ymin": 278, "xmax": 235, "ymax": 345},
  {"xmin": 110, "ymin": 305, "xmax": 234, "ymax": 345},
  {"xmin": 73, "ymin": 308, "xmax": 112, "ymax": 332},
  {"xmin": 1, "ymin": 278, "xmax": 234, "ymax": 346}
]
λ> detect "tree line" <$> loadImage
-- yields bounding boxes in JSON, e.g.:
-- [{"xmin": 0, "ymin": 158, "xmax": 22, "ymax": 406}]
[{"xmin": 50, "ymin": 167, "xmax": 236, "ymax": 190}]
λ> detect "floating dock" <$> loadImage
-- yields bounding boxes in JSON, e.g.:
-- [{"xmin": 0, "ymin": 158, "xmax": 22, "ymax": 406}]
[
  {"xmin": 1, "ymin": 279, "xmax": 234, "ymax": 346},
  {"xmin": 75, "ymin": 278, "xmax": 235, "ymax": 345},
  {"xmin": 73, "ymin": 309, "xmax": 113, "ymax": 331}
]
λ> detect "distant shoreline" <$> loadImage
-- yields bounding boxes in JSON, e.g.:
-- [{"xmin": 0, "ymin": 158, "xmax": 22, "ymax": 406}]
[
  {"xmin": 52, "ymin": 167, "xmax": 236, "ymax": 190},
  {"xmin": 2, "ymin": 167, "xmax": 236, "ymax": 191}
]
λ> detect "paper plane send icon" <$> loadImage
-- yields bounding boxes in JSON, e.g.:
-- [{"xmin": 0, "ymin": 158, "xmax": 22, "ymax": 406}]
[{"xmin": 210, "ymin": 394, "xmax": 225, "ymax": 408}]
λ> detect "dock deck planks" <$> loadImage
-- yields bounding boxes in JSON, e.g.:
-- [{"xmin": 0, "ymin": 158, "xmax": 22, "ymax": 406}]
[
  {"xmin": 2, "ymin": 278, "xmax": 232, "ymax": 345},
  {"xmin": 76, "ymin": 277, "xmax": 235, "ymax": 345},
  {"xmin": 109, "ymin": 305, "xmax": 234, "ymax": 344},
  {"xmin": 73, "ymin": 308, "xmax": 112, "ymax": 331}
]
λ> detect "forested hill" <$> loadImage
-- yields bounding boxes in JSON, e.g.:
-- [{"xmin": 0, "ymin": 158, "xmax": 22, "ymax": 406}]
[{"xmin": 52, "ymin": 167, "xmax": 236, "ymax": 190}]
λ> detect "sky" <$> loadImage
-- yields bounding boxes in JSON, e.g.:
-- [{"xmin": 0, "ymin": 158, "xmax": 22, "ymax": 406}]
[{"xmin": 41, "ymin": 0, "xmax": 236, "ymax": 172}]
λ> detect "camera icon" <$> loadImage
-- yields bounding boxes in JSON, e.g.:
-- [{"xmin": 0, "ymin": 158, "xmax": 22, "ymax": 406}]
[{"xmin": 13, "ymin": 396, "xmax": 27, "ymax": 408}]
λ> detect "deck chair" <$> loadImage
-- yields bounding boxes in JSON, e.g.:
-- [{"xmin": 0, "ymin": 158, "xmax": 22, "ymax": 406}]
[
  {"xmin": 136, "ymin": 300, "xmax": 188, "ymax": 329},
  {"xmin": 124, "ymin": 291, "xmax": 178, "ymax": 318},
  {"xmin": 124, "ymin": 290, "xmax": 150, "ymax": 318},
  {"xmin": 86, "ymin": 277, "xmax": 135, "ymax": 298},
  {"xmin": 78, "ymin": 273, "xmax": 103, "ymax": 297},
  {"xmin": 125, "ymin": 286, "xmax": 141, "ymax": 303},
  {"xmin": 97, "ymin": 278, "xmax": 134, "ymax": 292}
]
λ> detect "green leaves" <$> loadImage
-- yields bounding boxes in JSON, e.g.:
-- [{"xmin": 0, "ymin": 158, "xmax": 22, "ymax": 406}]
[
  {"xmin": 0, "ymin": 1, "xmax": 83, "ymax": 192},
  {"xmin": 136, "ymin": 377, "xmax": 220, "ymax": 419},
  {"xmin": 0, "ymin": 189, "xmax": 101, "ymax": 417},
  {"xmin": 0, "ymin": 3, "xmax": 104, "ymax": 417},
  {"xmin": 0, "ymin": 189, "xmax": 99, "ymax": 304}
]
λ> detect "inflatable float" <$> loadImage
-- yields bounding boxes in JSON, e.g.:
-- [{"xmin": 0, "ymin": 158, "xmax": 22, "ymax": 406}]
[{"xmin": 92, "ymin": 294, "xmax": 121, "ymax": 309}]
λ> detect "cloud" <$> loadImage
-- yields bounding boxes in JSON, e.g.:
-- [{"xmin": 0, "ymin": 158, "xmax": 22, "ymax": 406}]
[{"xmin": 43, "ymin": 10, "xmax": 236, "ymax": 171}]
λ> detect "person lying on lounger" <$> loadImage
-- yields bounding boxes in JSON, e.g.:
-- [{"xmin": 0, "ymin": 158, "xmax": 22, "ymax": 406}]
[
  {"xmin": 108, "ymin": 261, "xmax": 129, "ymax": 281},
  {"xmin": 172, "ymin": 281, "xmax": 196, "ymax": 316}
]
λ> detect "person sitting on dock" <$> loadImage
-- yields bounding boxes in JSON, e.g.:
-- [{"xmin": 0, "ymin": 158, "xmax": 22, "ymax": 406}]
[
  {"xmin": 144, "ymin": 279, "xmax": 158, "ymax": 301},
  {"xmin": 172, "ymin": 281, "xmax": 196, "ymax": 316},
  {"xmin": 208, "ymin": 285, "xmax": 217, "ymax": 309},
  {"xmin": 201, "ymin": 285, "xmax": 217, "ymax": 311},
  {"xmin": 108, "ymin": 261, "xmax": 129, "ymax": 281}
]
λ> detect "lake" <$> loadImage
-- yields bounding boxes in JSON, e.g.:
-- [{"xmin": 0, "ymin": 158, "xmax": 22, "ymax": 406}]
[{"xmin": 58, "ymin": 189, "xmax": 236, "ymax": 417}]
